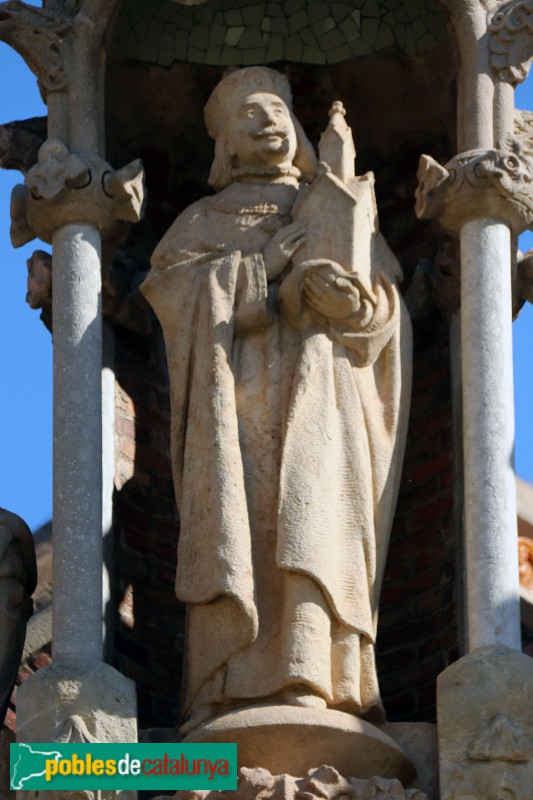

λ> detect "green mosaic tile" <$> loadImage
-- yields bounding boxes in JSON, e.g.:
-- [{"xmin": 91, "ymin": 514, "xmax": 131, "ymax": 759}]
[
  {"xmin": 158, "ymin": 30, "xmax": 175, "ymax": 50},
  {"xmin": 375, "ymin": 23, "xmax": 395, "ymax": 50},
  {"xmin": 308, "ymin": 3, "xmax": 330, "ymax": 24},
  {"xmin": 350, "ymin": 9, "xmax": 361, "ymax": 28},
  {"xmin": 239, "ymin": 27, "xmax": 265, "ymax": 48},
  {"xmin": 394, "ymin": 7, "xmax": 409, "ymax": 24},
  {"xmin": 225, "ymin": 26, "xmax": 245, "ymax": 46},
  {"xmin": 404, "ymin": 2, "xmax": 418, "ymax": 22},
  {"xmin": 204, "ymin": 45, "xmax": 223, "ymax": 65},
  {"xmin": 139, "ymin": 43, "xmax": 158, "ymax": 62},
  {"xmin": 394, "ymin": 21, "xmax": 406, "ymax": 49},
  {"xmin": 190, "ymin": 25, "xmax": 208, "ymax": 49},
  {"xmin": 157, "ymin": 47, "xmax": 175, "ymax": 67},
  {"xmin": 187, "ymin": 46, "xmax": 205, "ymax": 62},
  {"xmin": 342, "ymin": 16, "xmax": 361, "ymax": 42},
  {"xmin": 242, "ymin": 46, "xmax": 267, "ymax": 64},
  {"xmin": 311, "ymin": 16, "xmax": 335, "ymax": 36},
  {"xmin": 327, "ymin": 42, "xmax": 353, "ymax": 63},
  {"xmin": 175, "ymin": 15, "xmax": 193, "ymax": 30},
  {"xmin": 321, "ymin": 28, "xmax": 347, "ymax": 50},
  {"xmin": 271, "ymin": 16, "xmax": 289, "ymax": 36},
  {"xmin": 224, "ymin": 9, "xmax": 243, "ymax": 26},
  {"xmin": 289, "ymin": 9, "xmax": 309, "ymax": 34},
  {"xmin": 267, "ymin": 3, "xmax": 284, "ymax": 17},
  {"xmin": 153, "ymin": 2, "xmax": 177, "ymax": 22},
  {"xmin": 331, "ymin": 3, "xmax": 351, "ymax": 22},
  {"xmin": 209, "ymin": 22, "xmax": 226, "ymax": 46},
  {"xmin": 175, "ymin": 29, "xmax": 188, "ymax": 56},
  {"xmin": 243, "ymin": 4, "xmax": 265, "ymax": 26},
  {"xmin": 300, "ymin": 27, "xmax": 319, "ymax": 47},
  {"xmin": 412, "ymin": 19, "xmax": 427, "ymax": 41},
  {"xmin": 417, "ymin": 32, "xmax": 436, "ymax": 51},
  {"xmin": 219, "ymin": 45, "xmax": 241, "ymax": 65},
  {"xmin": 265, "ymin": 33, "xmax": 284, "ymax": 61},
  {"xmin": 363, "ymin": 0, "xmax": 380, "ymax": 19},
  {"xmin": 302, "ymin": 44, "xmax": 326, "ymax": 63},
  {"xmin": 349, "ymin": 37, "xmax": 372, "ymax": 56},
  {"xmin": 133, "ymin": 19, "xmax": 150, "ymax": 41},
  {"xmin": 285, "ymin": 33, "xmax": 303, "ymax": 60},
  {"xmin": 404, "ymin": 26, "xmax": 417, "ymax": 55},
  {"xmin": 112, "ymin": 0, "xmax": 449, "ymax": 69},
  {"xmin": 361, "ymin": 17, "xmax": 379, "ymax": 47},
  {"xmin": 285, "ymin": 0, "xmax": 305, "ymax": 15}
]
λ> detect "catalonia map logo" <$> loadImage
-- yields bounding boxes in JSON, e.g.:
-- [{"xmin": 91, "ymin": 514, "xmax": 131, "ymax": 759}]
[{"xmin": 11, "ymin": 742, "xmax": 237, "ymax": 790}]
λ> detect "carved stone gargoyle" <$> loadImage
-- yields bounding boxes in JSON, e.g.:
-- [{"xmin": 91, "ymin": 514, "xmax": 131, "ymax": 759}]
[{"xmin": 415, "ymin": 135, "xmax": 533, "ymax": 236}]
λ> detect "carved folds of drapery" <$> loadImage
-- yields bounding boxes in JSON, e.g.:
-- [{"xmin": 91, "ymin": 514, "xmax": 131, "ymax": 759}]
[
  {"xmin": 10, "ymin": 138, "xmax": 145, "ymax": 246},
  {"xmin": 414, "ymin": 135, "xmax": 533, "ymax": 236},
  {"xmin": 488, "ymin": 0, "xmax": 533, "ymax": 85}
]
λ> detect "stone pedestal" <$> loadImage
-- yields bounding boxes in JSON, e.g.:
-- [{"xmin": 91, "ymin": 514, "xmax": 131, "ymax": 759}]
[
  {"xmin": 438, "ymin": 647, "xmax": 533, "ymax": 800},
  {"xmin": 16, "ymin": 660, "xmax": 137, "ymax": 744},
  {"xmin": 182, "ymin": 705, "xmax": 416, "ymax": 785}
]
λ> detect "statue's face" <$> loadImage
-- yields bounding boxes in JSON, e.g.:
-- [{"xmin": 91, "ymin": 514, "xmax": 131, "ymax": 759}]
[{"xmin": 229, "ymin": 92, "xmax": 297, "ymax": 169}]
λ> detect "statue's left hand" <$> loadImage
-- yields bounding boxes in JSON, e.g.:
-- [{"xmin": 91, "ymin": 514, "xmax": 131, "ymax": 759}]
[{"xmin": 303, "ymin": 265, "xmax": 361, "ymax": 320}]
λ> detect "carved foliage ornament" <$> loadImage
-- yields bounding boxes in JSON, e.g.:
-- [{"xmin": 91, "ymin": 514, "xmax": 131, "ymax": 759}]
[
  {"xmin": 0, "ymin": 0, "xmax": 123, "ymax": 96},
  {"xmin": 444, "ymin": 714, "xmax": 532, "ymax": 800},
  {"xmin": 488, "ymin": 0, "xmax": 533, "ymax": 85},
  {"xmin": 415, "ymin": 135, "xmax": 533, "ymax": 235},
  {"xmin": 155, "ymin": 766, "xmax": 427, "ymax": 800},
  {"xmin": 10, "ymin": 138, "xmax": 145, "ymax": 246},
  {"xmin": 0, "ymin": 1, "xmax": 71, "ymax": 93}
]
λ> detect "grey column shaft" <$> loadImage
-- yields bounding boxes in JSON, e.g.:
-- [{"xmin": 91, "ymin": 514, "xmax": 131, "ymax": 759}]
[
  {"xmin": 52, "ymin": 223, "xmax": 103, "ymax": 662},
  {"xmin": 461, "ymin": 219, "xmax": 521, "ymax": 651}
]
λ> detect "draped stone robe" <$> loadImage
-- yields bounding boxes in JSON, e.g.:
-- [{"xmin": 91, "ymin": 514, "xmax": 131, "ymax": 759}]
[{"xmin": 141, "ymin": 179, "xmax": 412, "ymax": 729}]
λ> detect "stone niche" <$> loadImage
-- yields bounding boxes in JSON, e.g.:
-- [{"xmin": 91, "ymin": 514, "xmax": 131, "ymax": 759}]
[{"xmin": 104, "ymin": 0, "xmax": 458, "ymax": 748}]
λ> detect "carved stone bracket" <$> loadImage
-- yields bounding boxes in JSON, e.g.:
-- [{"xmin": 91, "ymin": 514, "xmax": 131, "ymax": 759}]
[
  {"xmin": 154, "ymin": 765, "xmax": 427, "ymax": 800},
  {"xmin": 0, "ymin": 1, "xmax": 72, "ymax": 94},
  {"xmin": 10, "ymin": 138, "xmax": 146, "ymax": 246},
  {"xmin": 415, "ymin": 135, "xmax": 533, "ymax": 236},
  {"xmin": 488, "ymin": 0, "xmax": 533, "ymax": 85}
]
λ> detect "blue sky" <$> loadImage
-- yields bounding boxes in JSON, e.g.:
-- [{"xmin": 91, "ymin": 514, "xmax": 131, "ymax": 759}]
[{"xmin": 0, "ymin": 43, "xmax": 532, "ymax": 533}]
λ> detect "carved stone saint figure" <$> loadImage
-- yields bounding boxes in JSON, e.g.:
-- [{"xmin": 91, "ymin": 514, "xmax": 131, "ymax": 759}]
[{"xmin": 141, "ymin": 67, "xmax": 412, "ymax": 735}]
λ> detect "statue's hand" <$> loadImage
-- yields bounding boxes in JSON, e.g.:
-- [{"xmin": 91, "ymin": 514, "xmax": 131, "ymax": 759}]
[
  {"xmin": 262, "ymin": 222, "xmax": 306, "ymax": 280},
  {"xmin": 303, "ymin": 265, "xmax": 361, "ymax": 320}
]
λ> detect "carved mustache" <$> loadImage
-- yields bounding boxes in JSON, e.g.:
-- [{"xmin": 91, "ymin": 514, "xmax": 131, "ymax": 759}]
[{"xmin": 252, "ymin": 128, "xmax": 288, "ymax": 139}]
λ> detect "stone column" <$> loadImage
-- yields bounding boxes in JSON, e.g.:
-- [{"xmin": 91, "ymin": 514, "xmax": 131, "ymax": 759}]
[
  {"xmin": 0, "ymin": 0, "xmax": 144, "ymax": 749},
  {"xmin": 51, "ymin": 224, "xmax": 104, "ymax": 663},
  {"xmin": 416, "ymin": 0, "xmax": 533, "ymax": 795},
  {"xmin": 460, "ymin": 219, "xmax": 521, "ymax": 650}
]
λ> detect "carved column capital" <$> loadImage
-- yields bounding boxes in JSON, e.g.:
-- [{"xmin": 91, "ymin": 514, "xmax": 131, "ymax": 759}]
[
  {"xmin": 488, "ymin": 0, "xmax": 533, "ymax": 84},
  {"xmin": 10, "ymin": 138, "xmax": 145, "ymax": 246},
  {"xmin": 415, "ymin": 136, "xmax": 533, "ymax": 235}
]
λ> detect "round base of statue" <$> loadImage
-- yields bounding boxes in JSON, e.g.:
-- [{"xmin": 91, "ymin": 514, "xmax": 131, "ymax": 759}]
[{"xmin": 182, "ymin": 704, "xmax": 416, "ymax": 783}]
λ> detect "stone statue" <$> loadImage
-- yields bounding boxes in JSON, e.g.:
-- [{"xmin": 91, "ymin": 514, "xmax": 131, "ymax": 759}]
[
  {"xmin": 0, "ymin": 508, "xmax": 36, "ymax": 727},
  {"xmin": 141, "ymin": 67, "xmax": 412, "ymax": 736}
]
